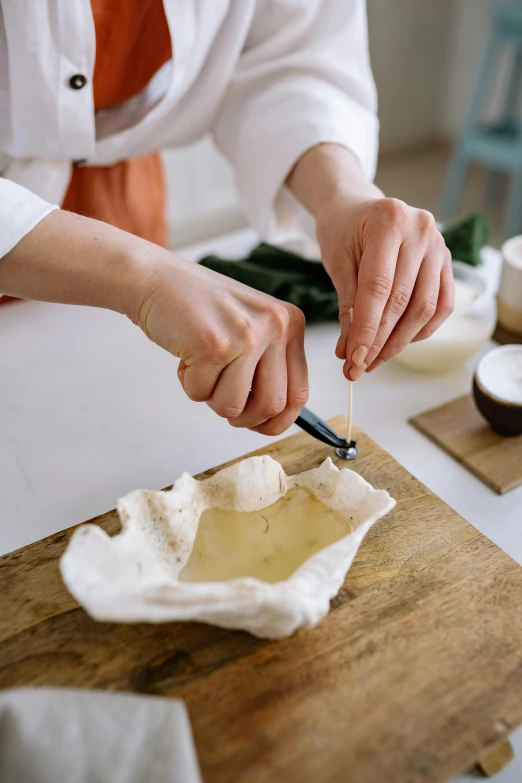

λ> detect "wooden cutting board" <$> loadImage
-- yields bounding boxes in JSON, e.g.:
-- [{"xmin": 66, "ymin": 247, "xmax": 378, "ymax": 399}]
[{"xmin": 1, "ymin": 418, "xmax": 522, "ymax": 783}]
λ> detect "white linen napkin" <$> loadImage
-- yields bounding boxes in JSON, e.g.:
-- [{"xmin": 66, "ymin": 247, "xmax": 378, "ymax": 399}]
[{"xmin": 0, "ymin": 688, "xmax": 202, "ymax": 783}]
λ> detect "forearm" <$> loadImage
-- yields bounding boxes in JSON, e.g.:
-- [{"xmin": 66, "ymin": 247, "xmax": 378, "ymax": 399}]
[
  {"xmin": 0, "ymin": 210, "xmax": 152, "ymax": 317},
  {"xmin": 286, "ymin": 143, "xmax": 383, "ymax": 220}
]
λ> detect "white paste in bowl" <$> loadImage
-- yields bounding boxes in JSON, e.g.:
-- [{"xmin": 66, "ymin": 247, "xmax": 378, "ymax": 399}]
[{"xmin": 476, "ymin": 345, "xmax": 522, "ymax": 405}]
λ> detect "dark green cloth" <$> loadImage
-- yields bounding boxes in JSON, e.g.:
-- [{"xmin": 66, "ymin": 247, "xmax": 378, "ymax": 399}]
[
  {"xmin": 199, "ymin": 213, "xmax": 490, "ymax": 323},
  {"xmin": 440, "ymin": 213, "xmax": 490, "ymax": 267},
  {"xmin": 201, "ymin": 243, "xmax": 340, "ymax": 322}
]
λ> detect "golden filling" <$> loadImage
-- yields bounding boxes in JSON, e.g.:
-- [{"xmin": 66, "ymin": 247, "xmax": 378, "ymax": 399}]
[{"xmin": 180, "ymin": 486, "xmax": 351, "ymax": 584}]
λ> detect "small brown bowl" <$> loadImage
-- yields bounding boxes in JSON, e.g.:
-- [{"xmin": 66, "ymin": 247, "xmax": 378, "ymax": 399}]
[{"xmin": 473, "ymin": 345, "xmax": 522, "ymax": 437}]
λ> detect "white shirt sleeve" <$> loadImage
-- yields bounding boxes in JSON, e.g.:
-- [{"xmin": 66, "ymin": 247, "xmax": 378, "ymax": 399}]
[
  {"xmin": 212, "ymin": 0, "xmax": 379, "ymax": 256},
  {"xmin": 0, "ymin": 175, "xmax": 61, "ymax": 258}
]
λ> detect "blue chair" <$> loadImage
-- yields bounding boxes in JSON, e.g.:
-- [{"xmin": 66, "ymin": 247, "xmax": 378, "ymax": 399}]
[{"xmin": 440, "ymin": 2, "xmax": 522, "ymax": 238}]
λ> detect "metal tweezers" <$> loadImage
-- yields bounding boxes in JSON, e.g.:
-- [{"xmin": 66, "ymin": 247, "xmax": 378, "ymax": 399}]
[{"xmin": 295, "ymin": 407, "xmax": 358, "ymax": 460}]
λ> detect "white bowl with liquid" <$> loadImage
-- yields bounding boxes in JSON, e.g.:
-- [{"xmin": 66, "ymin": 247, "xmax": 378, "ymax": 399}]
[
  {"xmin": 393, "ymin": 262, "xmax": 497, "ymax": 374},
  {"xmin": 498, "ymin": 235, "xmax": 522, "ymax": 336}
]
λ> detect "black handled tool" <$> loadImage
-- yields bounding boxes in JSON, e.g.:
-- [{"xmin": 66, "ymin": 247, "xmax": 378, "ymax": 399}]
[{"xmin": 295, "ymin": 407, "xmax": 358, "ymax": 460}]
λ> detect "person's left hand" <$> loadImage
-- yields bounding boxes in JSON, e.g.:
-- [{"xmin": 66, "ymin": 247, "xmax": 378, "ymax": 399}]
[{"xmin": 316, "ymin": 196, "xmax": 454, "ymax": 381}]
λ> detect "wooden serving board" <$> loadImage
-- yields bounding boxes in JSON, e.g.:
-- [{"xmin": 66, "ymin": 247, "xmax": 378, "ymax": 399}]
[
  {"xmin": 493, "ymin": 318, "xmax": 522, "ymax": 346},
  {"xmin": 410, "ymin": 394, "xmax": 522, "ymax": 495},
  {"xmin": 2, "ymin": 418, "xmax": 522, "ymax": 783},
  {"xmin": 494, "ymin": 323, "xmax": 522, "ymax": 345}
]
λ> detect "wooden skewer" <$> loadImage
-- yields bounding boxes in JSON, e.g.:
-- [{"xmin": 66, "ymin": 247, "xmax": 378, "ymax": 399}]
[
  {"xmin": 345, "ymin": 308, "xmax": 354, "ymax": 444},
  {"xmin": 346, "ymin": 377, "xmax": 353, "ymax": 443}
]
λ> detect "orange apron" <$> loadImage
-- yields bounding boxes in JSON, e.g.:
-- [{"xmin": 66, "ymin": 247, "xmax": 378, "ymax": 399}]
[{"xmin": 62, "ymin": 0, "xmax": 172, "ymax": 247}]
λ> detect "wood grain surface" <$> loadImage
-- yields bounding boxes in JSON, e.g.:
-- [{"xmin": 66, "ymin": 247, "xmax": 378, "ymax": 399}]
[
  {"xmin": 2, "ymin": 418, "xmax": 522, "ymax": 783},
  {"xmin": 410, "ymin": 394, "xmax": 522, "ymax": 494}
]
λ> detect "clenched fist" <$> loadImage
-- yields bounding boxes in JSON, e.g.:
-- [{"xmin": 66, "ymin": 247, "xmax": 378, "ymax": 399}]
[{"xmin": 134, "ymin": 255, "xmax": 309, "ymax": 434}]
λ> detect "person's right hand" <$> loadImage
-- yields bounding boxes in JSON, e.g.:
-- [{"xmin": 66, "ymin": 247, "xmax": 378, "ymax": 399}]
[
  {"xmin": 0, "ymin": 209, "xmax": 308, "ymax": 434},
  {"xmin": 131, "ymin": 252, "xmax": 309, "ymax": 435}
]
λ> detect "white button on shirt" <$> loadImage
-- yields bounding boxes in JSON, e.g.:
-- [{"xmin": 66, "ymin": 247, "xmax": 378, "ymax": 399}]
[{"xmin": 0, "ymin": 0, "xmax": 378, "ymax": 258}]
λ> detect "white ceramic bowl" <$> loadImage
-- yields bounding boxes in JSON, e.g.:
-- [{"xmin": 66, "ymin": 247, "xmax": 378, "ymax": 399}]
[
  {"xmin": 393, "ymin": 262, "xmax": 497, "ymax": 374},
  {"xmin": 473, "ymin": 344, "xmax": 522, "ymax": 436}
]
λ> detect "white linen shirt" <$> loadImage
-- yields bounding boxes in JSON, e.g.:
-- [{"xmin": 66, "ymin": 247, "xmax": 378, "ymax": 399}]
[{"xmin": 0, "ymin": 0, "xmax": 378, "ymax": 258}]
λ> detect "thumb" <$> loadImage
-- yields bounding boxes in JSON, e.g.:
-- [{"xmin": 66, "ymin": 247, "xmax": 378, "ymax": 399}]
[{"xmin": 334, "ymin": 266, "xmax": 358, "ymax": 360}]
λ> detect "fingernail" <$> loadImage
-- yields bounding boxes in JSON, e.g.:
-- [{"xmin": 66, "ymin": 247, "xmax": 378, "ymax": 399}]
[
  {"xmin": 351, "ymin": 345, "xmax": 368, "ymax": 367},
  {"xmin": 348, "ymin": 362, "xmax": 367, "ymax": 381},
  {"xmin": 368, "ymin": 358, "xmax": 385, "ymax": 373}
]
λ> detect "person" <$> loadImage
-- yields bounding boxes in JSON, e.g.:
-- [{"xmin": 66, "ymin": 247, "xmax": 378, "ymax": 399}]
[{"xmin": 0, "ymin": 0, "xmax": 453, "ymax": 437}]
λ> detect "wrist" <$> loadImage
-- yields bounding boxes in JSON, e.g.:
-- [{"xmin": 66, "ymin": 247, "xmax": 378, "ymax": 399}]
[
  {"xmin": 287, "ymin": 142, "xmax": 383, "ymax": 221},
  {"xmin": 314, "ymin": 189, "xmax": 381, "ymax": 232},
  {"xmin": 123, "ymin": 245, "xmax": 194, "ymax": 334},
  {"xmin": 122, "ymin": 246, "xmax": 169, "ymax": 327}
]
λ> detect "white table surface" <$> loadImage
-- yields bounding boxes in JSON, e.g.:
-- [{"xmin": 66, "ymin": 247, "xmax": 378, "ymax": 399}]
[{"xmin": 1, "ymin": 229, "xmax": 521, "ymax": 782}]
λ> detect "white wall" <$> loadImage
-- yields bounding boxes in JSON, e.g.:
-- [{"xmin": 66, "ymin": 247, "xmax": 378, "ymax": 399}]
[
  {"xmin": 163, "ymin": 139, "xmax": 245, "ymax": 249},
  {"xmin": 441, "ymin": 0, "xmax": 492, "ymax": 138},
  {"xmin": 367, "ymin": 0, "xmax": 454, "ymax": 152},
  {"xmin": 371, "ymin": 0, "xmax": 512, "ymax": 146},
  {"xmin": 441, "ymin": 0, "xmax": 513, "ymax": 138}
]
